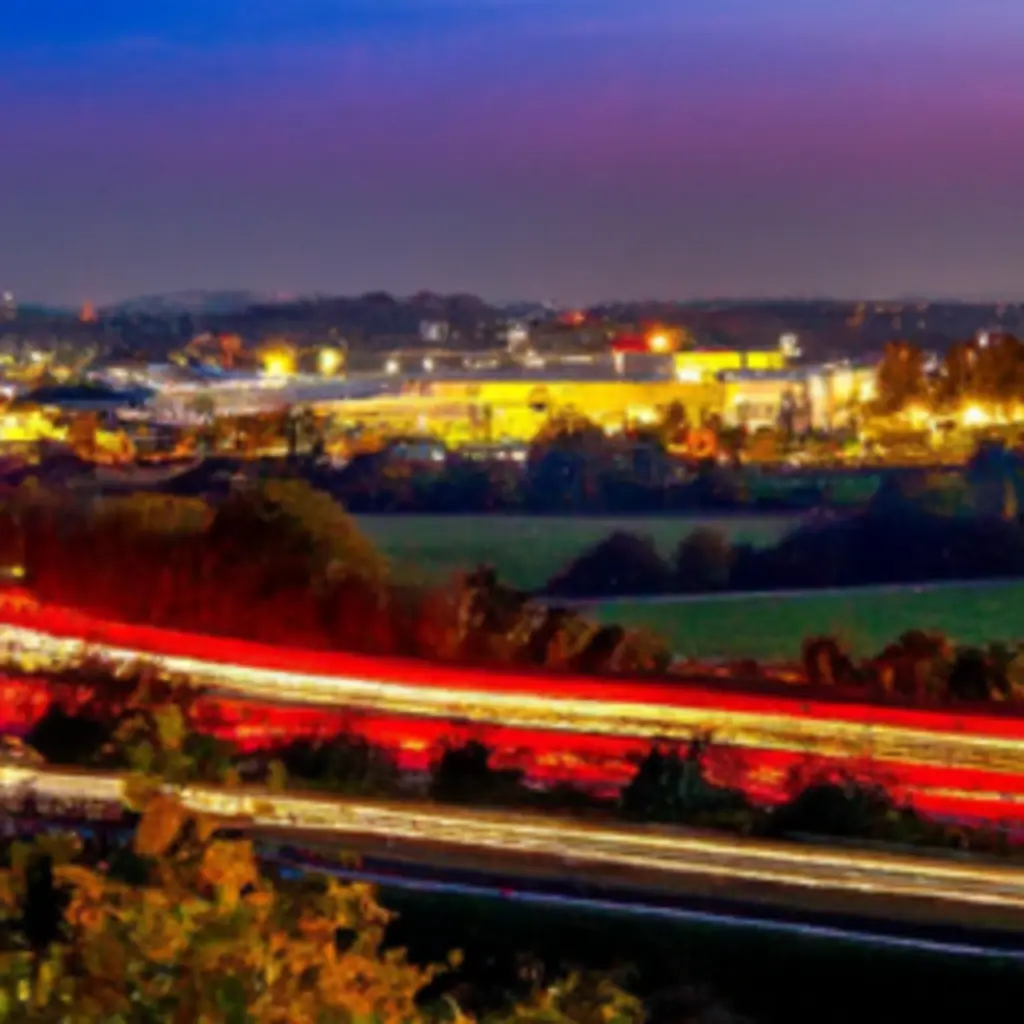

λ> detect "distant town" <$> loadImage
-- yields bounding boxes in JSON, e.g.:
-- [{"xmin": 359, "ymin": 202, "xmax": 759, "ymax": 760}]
[{"xmin": 0, "ymin": 289, "xmax": 1020, "ymax": 482}]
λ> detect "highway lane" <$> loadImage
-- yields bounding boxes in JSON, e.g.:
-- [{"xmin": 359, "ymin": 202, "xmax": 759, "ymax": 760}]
[
  {"xmin": 7, "ymin": 595, "xmax": 1024, "ymax": 821},
  {"xmin": 15, "ymin": 817, "xmax": 1023, "ymax": 959},
  {"xmin": 4, "ymin": 764, "xmax": 1024, "ymax": 934},
  {"xmin": 9, "ymin": 619, "xmax": 1024, "ymax": 824},
  {"xmin": 264, "ymin": 853, "xmax": 1024, "ymax": 960},
  {"xmin": 5, "ymin": 671, "xmax": 1024, "ymax": 828},
  {"xmin": 6, "ymin": 616, "xmax": 1024, "ymax": 779}
]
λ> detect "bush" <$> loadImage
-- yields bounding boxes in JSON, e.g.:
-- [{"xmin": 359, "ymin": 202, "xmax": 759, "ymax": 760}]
[
  {"xmin": 620, "ymin": 742, "xmax": 750, "ymax": 827},
  {"xmin": 276, "ymin": 735, "xmax": 402, "ymax": 797},
  {"xmin": 674, "ymin": 527, "xmax": 734, "ymax": 591},
  {"xmin": 429, "ymin": 741, "xmax": 526, "ymax": 806},
  {"xmin": 800, "ymin": 636, "xmax": 858, "ymax": 688},
  {"xmin": 946, "ymin": 647, "xmax": 1002, "ymax": 702},
  {"xmin": 544, "ymin": 531, "xmax": 673, "ymax": 599},
  {"xmin": 870, "ymin": 630, "xmax": 952, "ymax": 700},
  {"xmin": 768, "ymin": 778, "xmax": 942, "ymax": 846},
  {"xmin": 25, "ymin": 707, "xmax": 110, "ymax": 767},
  {"xmin": 0, "ymin": 792, "xmax": 646, "ymax": 1023}
]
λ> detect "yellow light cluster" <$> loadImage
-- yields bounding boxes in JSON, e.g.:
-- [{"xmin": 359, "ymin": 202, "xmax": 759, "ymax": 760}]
[
  {"xmin": 903, "ymin": 402, "xmax": 1024, "ymax": 430},
  {"xmin": 318, "ymin": 347, "xmax": 342, "ymax": 376}
]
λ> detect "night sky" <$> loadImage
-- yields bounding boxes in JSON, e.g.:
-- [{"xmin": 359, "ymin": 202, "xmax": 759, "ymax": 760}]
[{"xmin": 3, "ymin": 0, "xmax": 1024, "ymax": 306}]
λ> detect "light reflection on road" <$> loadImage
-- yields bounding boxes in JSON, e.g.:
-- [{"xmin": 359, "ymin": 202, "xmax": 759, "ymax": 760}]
[{"xmin": 3, "ymin": 764, "xmax": 1024, "ymax": 919}]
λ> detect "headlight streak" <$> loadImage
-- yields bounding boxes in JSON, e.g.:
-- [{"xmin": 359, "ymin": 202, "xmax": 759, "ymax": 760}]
[
  {"xmin": 3, "ymin": 621, "xmax": 1024, "ymax": 780},
  {"xmin": 6, "ymin": 599, "xmax": 1024, "ymax": 827},
  {"xmin": 3, "ymin": 764, "xmax": 1024, "ymax": 915}
]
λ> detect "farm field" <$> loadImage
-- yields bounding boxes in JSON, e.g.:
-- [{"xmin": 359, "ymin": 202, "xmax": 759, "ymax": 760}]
[
  {"xmin": 590, "ymin": 580, "xmax": 1024, "ymax": 661},
  {"xmin": 357, "ymin": 513, "xmax": 798, "ymax": 589}
]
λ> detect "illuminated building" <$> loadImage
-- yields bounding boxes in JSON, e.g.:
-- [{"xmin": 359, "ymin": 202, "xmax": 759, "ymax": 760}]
[
  {"xmin": 506, "ymin": 321, "xmax": 530, "ymax": 353},
  {"xmin": 675, "ymin": 347, "xmax": 787, "ymax": 381},
  {"xmin": 412, "ymin": 372, "xmax": 725, "ymax": 438},
  {"xmin": 610, "ymin": 330, "xmax": 787, "ymax": 382},
  {"xmin": 722, "ymin": 363, "xmax": 877, "ymax": 431}
]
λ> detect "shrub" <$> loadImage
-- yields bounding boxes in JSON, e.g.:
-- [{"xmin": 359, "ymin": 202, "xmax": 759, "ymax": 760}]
[
  {"xmin": 0, "ymin": 794, "xmax": 453, "ymax": 1022},
  {"xmin": 674, "ymin": 527, "xmax": 734, "ymax": 591},
  {"xmin": 545, "ymin": 531, "xmax": 673, "ymax": 599},
  {"xmin": 946, "ymin": 647, "xmax": 1001, "ymax": 702},
  {"xmin": 276, "ymin": 735, "xmax": 402, "ymax": 798},
  {"xmin": 800, "ymin": 636, "xmax": 857, "ymax": 688},
  {"xmin": 429, "ymin": 741, "xmax": 526, "ymax": 806},
  {"xmin": 25, "ymin": 706, "xmax": 110, "ymax": 767},
  {"xmin": 620, "ymin": 742, "xmax": 750, "ymax": 826},
  {"xmin": 768, "ymin": 777, "xmax": 942, "ymax": 846},
  {"xmin": 870, "ymin": 630, "xmax": 952, "ymax": 700}
]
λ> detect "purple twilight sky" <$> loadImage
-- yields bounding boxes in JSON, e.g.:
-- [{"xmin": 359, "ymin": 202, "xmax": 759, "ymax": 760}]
[{"xmin": 2, "ymin": 0, "xmax": 1024, "ymax": 306}]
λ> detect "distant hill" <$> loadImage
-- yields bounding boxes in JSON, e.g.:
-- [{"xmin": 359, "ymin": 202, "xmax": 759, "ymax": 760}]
[
  {"xmin": 103, "ymin": 291, "xmax": 291, "ymax": 316},
  {"xmin": 10, "ymin": 291, "xmax": 1024, "ymax": 365},
  {"xmin": 587, "ymin": 299, "xmax": 1024, "ymax": 360}
]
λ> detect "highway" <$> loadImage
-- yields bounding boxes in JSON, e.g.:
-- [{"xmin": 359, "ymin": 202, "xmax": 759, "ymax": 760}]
[
  {"xmin": 4, "ymin": 763, "xmax": 1024, "ymax": 940},
  {"xmin": 265, "ymin": 854, "xmax": 1024, "ymax": 961},
  {"xmin": 5, "ymin": 593, "xmax": 1024, "ymax": 821}
]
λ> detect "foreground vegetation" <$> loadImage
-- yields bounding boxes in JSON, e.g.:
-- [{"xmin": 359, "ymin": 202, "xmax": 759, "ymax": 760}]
[
  {"xmin": 0, "ymin": 783, "xmax": 653, "ymax": 1022},
  {"xmin": 0, "ymin": 665, "xmax": 1018, "ymax": 1019}
]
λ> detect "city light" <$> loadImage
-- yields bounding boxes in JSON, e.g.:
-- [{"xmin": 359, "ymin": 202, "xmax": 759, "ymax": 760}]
[
  {"xmin": 961, "ymin": 404, "xmax": 990, "ymax": 427},
  {"xmin": 675, "ymin": 367, "xmax": 703, "ymax": 383},
  {"xmin": 905, "ymin": 404, "xmax": 930, "ymax": 427},
  {"xmin": 260, "ymin": 350, "xmax": 296, "ymax": 378},
  {"xmin": 318, "ymin": 347, "xmax": 343, "ymax": 376}
]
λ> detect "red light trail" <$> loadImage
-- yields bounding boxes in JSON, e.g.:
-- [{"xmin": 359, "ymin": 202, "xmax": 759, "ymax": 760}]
[{"xmin": 1, "ymin": 590, "xmax": 1024, "ymax": 825}]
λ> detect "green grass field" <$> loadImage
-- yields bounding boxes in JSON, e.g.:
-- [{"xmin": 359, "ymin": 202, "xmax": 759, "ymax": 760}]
[
  {"xmin": 357, "ymin": 513, "xmax": 797, "ymax": 590},
  {"xmin": 590, "ymin": 582, "xmax": 1024, "ymax": 660},
  {"xmin": 357, "ymin": 511, "xmax": 1024, "ymax": 659}
]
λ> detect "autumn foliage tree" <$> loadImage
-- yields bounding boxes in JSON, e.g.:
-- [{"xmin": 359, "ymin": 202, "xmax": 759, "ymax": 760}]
[
  {"xmin": 875, "ymin": 341, "xmax": 927, "ymax": 413},
  {"xmin": 6, "ymin": 476, "xmax": 672, "ymax": 676},
  {"xmin": 0, "ymin": 795, "xmax": 454, "ymax": 1022},
  {"xmin": 877, "ymin": 332, "xmax": 1024, "ymax": 414},
  {"xmin": 0, "ymin": 691, "xmax": 645, "ymax": 1023},
  {"xmin": 17, "ymin": 478, "xmax": 391, "ymax": 650}
]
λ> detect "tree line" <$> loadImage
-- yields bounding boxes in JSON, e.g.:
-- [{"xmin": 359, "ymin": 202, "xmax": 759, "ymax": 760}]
[
  {"xmin": 875, "ymin": 332, "xmax": 1024, "ymax": 413},
  {"xmin": 1, "ymin": 479, "xmax": 673, "ymax": 678}
]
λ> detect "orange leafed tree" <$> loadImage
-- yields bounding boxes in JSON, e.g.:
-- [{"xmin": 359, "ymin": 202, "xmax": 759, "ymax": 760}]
[{"xmin": 0, "ymin": 787, "xmax": 643, "ymax": 1022}]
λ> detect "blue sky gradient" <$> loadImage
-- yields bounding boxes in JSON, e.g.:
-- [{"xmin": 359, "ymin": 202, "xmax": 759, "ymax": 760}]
[{"xmin": 2, "ymin": 1, "xmax": 1024, "ymax": 304}]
